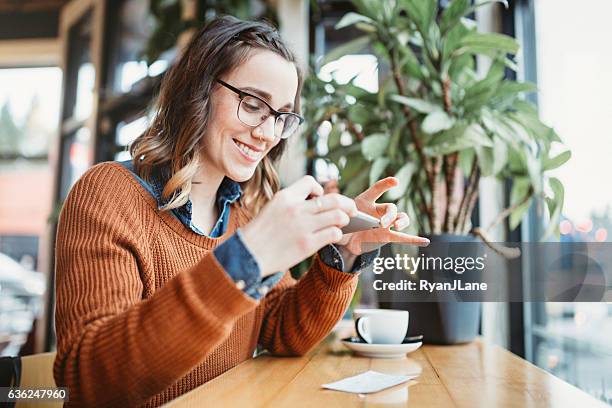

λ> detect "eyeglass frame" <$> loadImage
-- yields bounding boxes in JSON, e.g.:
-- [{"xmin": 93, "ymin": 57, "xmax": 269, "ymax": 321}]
[{"xmin": 216, "ymin": 79, "xmax": 304, "ymax": 139}]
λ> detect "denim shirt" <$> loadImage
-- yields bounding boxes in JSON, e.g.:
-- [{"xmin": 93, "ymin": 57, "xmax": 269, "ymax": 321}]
[{"xmin": 119, "ymin": 160, "xmax": 376, "ymax": 300}]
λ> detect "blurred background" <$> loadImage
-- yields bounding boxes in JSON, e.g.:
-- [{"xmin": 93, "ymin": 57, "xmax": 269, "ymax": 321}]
[{"xmin": 0, "ymin": 0, "xmax": 610, "ymax": 404}]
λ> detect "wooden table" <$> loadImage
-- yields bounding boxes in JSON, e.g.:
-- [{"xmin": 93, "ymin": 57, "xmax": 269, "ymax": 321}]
[{"xmin": 165, "ymin": 333, "xmax": 608, "ymax": 407}]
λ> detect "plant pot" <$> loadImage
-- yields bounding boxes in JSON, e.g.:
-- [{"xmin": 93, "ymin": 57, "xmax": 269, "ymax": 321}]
[{"xmin": 379, "ymin": 234, "xmax": 481, "ymax": 345}]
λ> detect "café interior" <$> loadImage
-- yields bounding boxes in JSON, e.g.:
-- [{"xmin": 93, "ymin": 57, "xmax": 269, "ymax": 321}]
[{"xmin": 0, "ymin": 0, "xmax": 610, "ymax": 406}]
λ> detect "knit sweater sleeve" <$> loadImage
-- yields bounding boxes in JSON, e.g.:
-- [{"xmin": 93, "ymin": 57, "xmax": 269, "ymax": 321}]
[
  {"xmin": 53, "ymin": 163, "xmax": 258, "ymax": 407},
  {"xmin": 257, "ymin": 253, "xmax": 358, "ymax": 356}
]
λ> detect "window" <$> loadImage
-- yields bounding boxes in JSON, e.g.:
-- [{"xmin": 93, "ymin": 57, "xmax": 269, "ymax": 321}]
[
  {"xmin": 314, "ymin": 54, "xmax": 379, "ymax": 182},
  {"xmin": 115, "ymin": 115, "xmax": 149, "ymax": 161},
  {"xmin": 309, "ymin": 0, "xmax": 379, "ymax": 182},
  {"xmin": 523, "ymin": 0, "xmax": 612, "ymax": 403},
  {"xmin": 0, "ymin": 66, "xmax": 61, "ymax": 356}
]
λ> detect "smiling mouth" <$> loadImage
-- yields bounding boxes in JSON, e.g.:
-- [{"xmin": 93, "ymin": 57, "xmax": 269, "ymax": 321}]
[{"xmin": 233, "ymin": 139, "xmax": 263, "ymax": 161}]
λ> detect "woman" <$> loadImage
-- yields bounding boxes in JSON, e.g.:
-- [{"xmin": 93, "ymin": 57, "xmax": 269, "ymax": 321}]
[{"xmin": 53, "ymin": 16, "xmax": 428, "ymax": 407}]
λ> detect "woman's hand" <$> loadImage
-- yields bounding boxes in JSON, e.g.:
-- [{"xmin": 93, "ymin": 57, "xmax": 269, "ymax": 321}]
[
  {"xmin": 335, "ymin": 177, "xmax": 430, "ymax": 256},
  {"xmin": 241, "ymin": 176, "xmax": 358, "ymax": 277}
]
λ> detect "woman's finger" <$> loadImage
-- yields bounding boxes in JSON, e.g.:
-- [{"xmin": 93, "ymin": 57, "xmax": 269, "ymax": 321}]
[
  {"xmin": 356, "ymin": 177, "xmax": 399, "ymax": 203},
  {"xmin": 306, "ymin": 193, "xmax": 358, "ymax": 216},
  {"xmin": 322, "ymin": 179, "xmax": 339, "ymax": 194},
  {"xmin": 355, "ymin": 228, "xmax": 428, "ymax": 246},
  {"xmin": 311, "ymin": 209, "xmax": 351, "ymax": 231},
  {"xmin": 285, "ymin": 175, "xmax": 324, "ymax": 201},
  {"xmin": 384, "ymin": 230, "xmax": 430, "ymax": 246},
  {"xmin": 376, "ymin": 202, "xmax": 398, "ymax": 228},
  {"xmin": 312, "ymin": 226, "xmax": 344, "ymax": 247},
  {"xmin": 393, "ymin": 212, "xmax": 410, "ymax": 231}
]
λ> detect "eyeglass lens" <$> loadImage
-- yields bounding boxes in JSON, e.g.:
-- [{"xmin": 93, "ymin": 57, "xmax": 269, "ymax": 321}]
[{"xmin": 238, "ymin": 95, "xmax": 299, "ymax": 139}]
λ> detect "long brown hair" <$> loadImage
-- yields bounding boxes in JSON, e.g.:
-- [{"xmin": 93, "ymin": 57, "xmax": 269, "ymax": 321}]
[{"xmin": 130, "ymin": 16, "xmax": 302, "ymax": 218}]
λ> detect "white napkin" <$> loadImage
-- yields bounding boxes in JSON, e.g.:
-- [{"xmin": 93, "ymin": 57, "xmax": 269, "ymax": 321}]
[{"xmin": 321, "ymin": 370, "xmax": 417, "ymax": 394}]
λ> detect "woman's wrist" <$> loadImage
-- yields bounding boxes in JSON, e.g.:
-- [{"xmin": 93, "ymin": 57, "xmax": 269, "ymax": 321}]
[
  {"xmin": 336, "ymin": 244, "xmax": 358, "ymax": 272},
  {"xmin": 240, "ymin": 224, "xmax": 271, "ymax": 277}
]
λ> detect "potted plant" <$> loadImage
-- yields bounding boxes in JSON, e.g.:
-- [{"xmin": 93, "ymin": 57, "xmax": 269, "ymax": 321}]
[{"xmin": 302, "ymin": 0, "xmax": 570, "ymax": 344}]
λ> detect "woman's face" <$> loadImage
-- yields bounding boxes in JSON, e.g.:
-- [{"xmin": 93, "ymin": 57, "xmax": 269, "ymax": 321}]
[{"xmin": 202, "ymin": 49, "xmax": 299, "ymax": 182}]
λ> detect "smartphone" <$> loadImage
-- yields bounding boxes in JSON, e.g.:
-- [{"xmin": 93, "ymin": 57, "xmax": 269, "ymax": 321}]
[{"xmin": 341, "ymin": 211, "xmax": 381, "ymax": 234}]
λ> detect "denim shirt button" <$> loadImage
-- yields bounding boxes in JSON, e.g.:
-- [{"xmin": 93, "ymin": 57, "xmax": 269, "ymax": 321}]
[
  {"xmin": 257, "ymin": 286, "xmax": 269, "ymax": 296},
  {"xmin": 236, "ymin": 280, "xmax": 246, "ymax": 290}
]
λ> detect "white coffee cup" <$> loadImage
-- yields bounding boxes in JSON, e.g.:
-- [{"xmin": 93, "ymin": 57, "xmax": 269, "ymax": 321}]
[{"xmin": 353, "ymin": 309, "xmax": 409, "ymax": 344}]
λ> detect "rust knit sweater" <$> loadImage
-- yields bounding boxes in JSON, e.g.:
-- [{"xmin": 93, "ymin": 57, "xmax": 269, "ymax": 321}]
[{"xmin": 53, "ymin": 162, "xmax": 358, "ymax": 407}]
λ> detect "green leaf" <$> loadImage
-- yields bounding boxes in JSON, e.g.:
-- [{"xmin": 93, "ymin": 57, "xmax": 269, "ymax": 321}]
[
  {"xmin": 370, "ymin": 157, "xmax": 390, "ymax": 185},
  {"xmin": 526, "ymin": 149, "xmax": 542, "ymax": 194},
  {"xmin": 547, "ymin": 128, "xmax": 562, "ymax": 143},
  {"xmin": 335, "ymin": 12, "xmax": 375, "ymax": 29},
  {"xmin": 457, "ymin": 123, "xmax": 493, "ymax": 146},
  {"xmin": 328, "ymin": 126, "xmax": 342, "ymax": 149},
  {"xmin": 387, "ymin": 125, "xmax": 403, "ymax": 160},
  {"xmin": 400, "ymin": 0, "xmax": 436, "ymax": 31},
  {"xmin": 351, "ymin": 0, "xmax": 382, "ymax": 19},
  {"xmin": 512, "ymin": 100, "xmax": 538, "ymax": 115},
  {"xmin": 543, "ymin": 150, "xmax": 571, "ymax": 171},
  {"xmin": 506, "ymin": 117, "xmax": 534, "ymax": 145},
  {"xmin": 458, "ymin": 148, "xmax": 475, "ymax": 174},
  {"xmin": 509, "ymin": 202, "xmax": 531, "ymax": 231},
  {"xmin": 442, "ymin": 17, "xmax": 472, "ymax": 61},
  {"xmin": 322, "ymin": 36, "xmax": 371, "ymax": 65},
  {"xmin": 421, "ymin": 52, "xmax": 438, "ymax": 82},
  {"xmin": 339, "ymin": 151, "xmax": 367, "ymax": 182},
  {"xmin": 398, "ymin": 44, "xmax": 424, "ymax": 80},
  {"xmin": 390, "ymin": 95, "xmax": 441, "ymax": 113},
  {"xmin": 381, "ymin": 0, "xmax": 397, "ymax": 21},
  {"xmin": 327, "ymin": 143, "xmax": 361, "ymax": 164},
  {"xmin": 426, "ymin": 123, "xmax": 493, "ymax": 155},
  {"xmin": 361, "ymin": 133, "xmax": 389, "ymax": 160},
  {"xmin": 509, "ymin": 177, "xmax": 532, "ymax": 230},
  {"xmin": 348, "ymin": 103, "xmax": 370, "ymax": 125},
  {"xmin": 355, "ymin": 22, "xmax": 377, "ymax": 33},
  {"xmin": 510, "ymin": 177, "xmax": 530, "ymax": 205},
  {"xmin": 441, "ymin": 0, "xmax": 508, "ymax": 34},
  {"xmin": 448, "ymin": 53, "xmax": 474, "ymax": 81},
  {"xmin": 501, "ymin": 56, "xmax": 517, "ymax": 72},
  {"xmin": 475, "ymin": 145, "xmax": 494, "ymax": 176},
  {"xmin": 455, "ymin": 32, "xmax": 519, "ymax": 56},
  {"xmin": 343, "ymin": 168, "xmax": 371, "ymax": 198},
  {"xmin": 510, "ymin": 110, "xmax": 558, "ymax": 144},
  {"xmin": 461, "ymin": 60, "xmax": 505, "ymax": 114},
  {"xmin": 486, "ymin": 57, "xmax": 506, "ymax": 81},
  {"xmin": 507, "ymin": 148, "xmax": 527, "ymax": 175},
  {"xmin": 440, "ymin": 0, "xmax": 470, "ymax": 34},
  {"xmin": 542, "ymin": 177, "xmax": 564, "ymax": 239},
  {"xmin": 472, "ymin": 56, "xmax": 503, "ymax": 84},
  {"xmin": 421, "ymin": 111, "xmax": 456, "ymax": 134},
  {"xmin": 464, "ymin": 84, "xmax": 499, "ymax": 115},
  {"xmin": 427, "ymin": 23, "xmax": 441, "ymax": 60},
  {"xmin": 494, "ymin": 81, "xmax": 537, "ymax": 99},
  {"xmin": 481, "ymin": 110, "xmax": 520, "ymax": 149},
  {"xmin": 488, "ymin": 81, "xmax": 537, "ymax": 111},
  {"xmin": 385, "ymin": 162, "xmax": 417, "ymax": 201},
  {"xmin": 492, "ymin": 135, "xmax": 508, "ymax": 174},
  {"xmin": 396, "ymin": 29, "xmax": 411, "ymax": 47}
]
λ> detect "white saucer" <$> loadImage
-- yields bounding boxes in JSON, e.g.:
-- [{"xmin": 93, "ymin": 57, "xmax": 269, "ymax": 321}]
[{"xmin": 341, "ymin": 337, "xmax": 423, "ymax": 359}]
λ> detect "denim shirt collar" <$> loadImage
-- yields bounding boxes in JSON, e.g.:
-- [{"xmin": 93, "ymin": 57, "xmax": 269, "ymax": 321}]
[
  {"xmin": 148, "ymin": 167, "xmax": 240, "ymax": 209},
  {"xmin": 146, "ymin": 164, "xmax": 242, "ymax": 236}
]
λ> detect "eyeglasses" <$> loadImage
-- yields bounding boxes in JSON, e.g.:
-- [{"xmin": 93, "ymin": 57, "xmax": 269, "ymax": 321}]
[{"xmin": 216, "ymin": 79, "xmax": 304, "ymax": 139}]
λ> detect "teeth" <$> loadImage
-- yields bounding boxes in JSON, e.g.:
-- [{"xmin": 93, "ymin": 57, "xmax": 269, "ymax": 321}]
[{"xmin": 235, "ymin": 140, "xmax": 260, "ymax": 160}]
